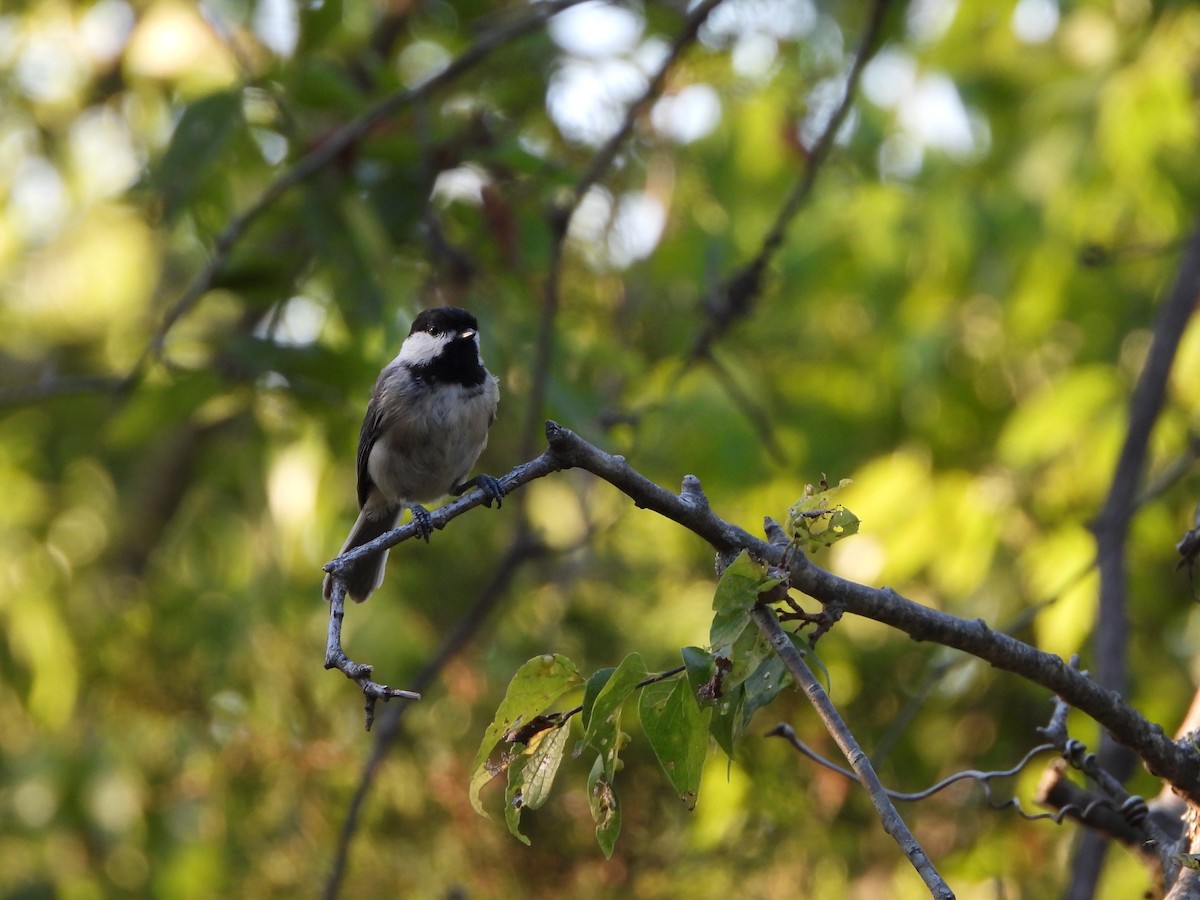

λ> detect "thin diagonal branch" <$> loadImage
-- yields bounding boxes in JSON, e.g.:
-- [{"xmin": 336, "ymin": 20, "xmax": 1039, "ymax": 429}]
[
  {"xmin": 751, "ymin": 606, "xmax": 953, "ymax": 898},
  {"xmin": 322, "ymin": 447, "xmax": 562, "ymax": 585}
]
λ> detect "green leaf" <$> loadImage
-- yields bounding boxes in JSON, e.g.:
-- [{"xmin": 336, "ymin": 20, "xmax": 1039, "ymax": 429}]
[
  {"xmin": 711, "ymin": 551, "xmax": 780, "ymax": 650},
  {"xmin": 580, "ymin": 667, "xmax": 615, "ymax": 732},
  {"xmin": 792, "ymin": 632, "xmax": 832, "ymax": 693},
  {"xmin": 638, "ymin": 677, "xmax": 710, "ymax": 810},
  {"xmin": 709, "ymin": 685, "xmax": 745, "ymax": 761},
  {"xmin": 503, "ymin": 756, "xmax": 532, "ymax": 847},
  {"xmin": 470, "ymin": 654, "xmax": 582, "ymax": 817},
  {"xmin": 786, "ymin": 478, "xmax": 860, "ymax": 553},
  {"xmin": 681, "ymin": 646, "xmax": 718, "ymax": 704},
  {"xmin": 151, "ymin": 91, "xmax": 245, "ymax": 221},
  {"xmin": 709, "ymin": 606, "xmax": 752, "ymax": 652},
  {"xmin": 711, "ymin": 551, "xmax": 767, "ymax": 613},
  {"xmin": 583, "ymin": 653, "xmax": 648, "ymax": 781},
  {"xmin": 588, "ymin": 754, "xmax": 621, "ymax": 858},
  {"xmin": 739, "ymin": 653, "xmax": 791, "ymax": 730},
  {"xmin": 828, "ymin": 506, "xmax": 861, "ymax": 539},
  {"xmin": 723, "ymin": 614, "xmax": 774, "ymax": 692}
]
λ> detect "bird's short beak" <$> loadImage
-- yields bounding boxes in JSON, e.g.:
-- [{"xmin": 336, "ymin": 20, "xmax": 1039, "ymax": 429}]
[{"xmin": 460, "ymin": 328, "xmax": 477, "ymax": 340}]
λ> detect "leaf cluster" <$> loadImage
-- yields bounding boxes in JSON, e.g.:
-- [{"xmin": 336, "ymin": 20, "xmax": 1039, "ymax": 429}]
[{"xmin": 471, "ymin": 549, "xmax": 829, "ymax": 856}]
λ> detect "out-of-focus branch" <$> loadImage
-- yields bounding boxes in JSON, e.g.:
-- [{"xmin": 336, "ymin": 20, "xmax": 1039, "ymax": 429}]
[
  {"xmin": 520, "ymin": 0, "xmax": 726, "ymax": 460},
  {"xmin": 690, "ymin": 0, "xmax": 894, "ymax": 360},
  {"xmin": 0, "ymin": 374, "xmax": 129, "ymax": 407},
  {"xmin": 1, "ymin": 0, "xmax": 593, "ymax": 409},
  {"xmin": 1091, "ymin": 213, "xmax": 1200, "ymax": 732},
  {"xmin": 1075, "ymin": 213, "xmax": 1200, "ymax": 898},
  {"xmin": 1035, "ymin": 759, "xmax": 1152, "ymax": 845}
]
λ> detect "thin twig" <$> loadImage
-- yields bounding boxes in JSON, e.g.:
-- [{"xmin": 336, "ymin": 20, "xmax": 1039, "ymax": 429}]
[
  {"xmin": 751, "ymin": 607, "xmax": 953, "ymax": 898},
  {"xmin": 323, "ymin": 579, "xmax": 421, "ymax": 729},
  {"xmin": 323, "ymin": 528, "xmax": 549, "ymax": 900}
]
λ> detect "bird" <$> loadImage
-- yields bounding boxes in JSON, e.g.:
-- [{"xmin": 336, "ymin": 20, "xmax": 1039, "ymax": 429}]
[{"xmin": 323, "ymin": 306, "xmax": 502, "ymax": 603}]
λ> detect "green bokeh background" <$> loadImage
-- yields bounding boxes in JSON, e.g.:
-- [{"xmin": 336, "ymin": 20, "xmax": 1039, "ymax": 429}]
[{"xmin": 2, "ymin": 0, "xmax": 1199, "ymax": 897}]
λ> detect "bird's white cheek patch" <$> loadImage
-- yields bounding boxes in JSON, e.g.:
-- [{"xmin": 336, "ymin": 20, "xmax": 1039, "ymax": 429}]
[{"xmin": 395, "ymin": 332, "xmax": 444, "ymax": 366}]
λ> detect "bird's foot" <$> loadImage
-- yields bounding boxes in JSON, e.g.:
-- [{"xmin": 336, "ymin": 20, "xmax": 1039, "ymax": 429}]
[
  {"xmin": 453, "ymin": 473, "xmax": 505, "ymax": 508},
  {"xmin": 410, "ymin": 504, "xmax": 434, "ymax": 542}
]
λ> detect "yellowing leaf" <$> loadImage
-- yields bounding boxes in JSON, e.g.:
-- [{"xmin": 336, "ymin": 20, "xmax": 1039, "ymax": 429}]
[{"xmin": 470, "ymin": 654, "xmax": 582, "ymax": 817}]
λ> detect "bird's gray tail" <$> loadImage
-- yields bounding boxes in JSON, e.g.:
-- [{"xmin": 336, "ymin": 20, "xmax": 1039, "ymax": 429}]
[{"xmin": 323, "ymin": 506, "xmax": 401, "ymax": 603}]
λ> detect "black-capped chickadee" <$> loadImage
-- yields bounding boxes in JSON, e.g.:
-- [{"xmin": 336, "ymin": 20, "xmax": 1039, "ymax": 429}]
[{"xmin": 323, "ymin": 306, "xmax": 503, "ymax": 603}]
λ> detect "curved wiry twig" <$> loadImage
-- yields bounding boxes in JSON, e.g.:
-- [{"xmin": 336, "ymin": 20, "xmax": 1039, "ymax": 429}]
[{"xmin": 769, "ymin": 725, "xmax": 1086, "ymax": 820}]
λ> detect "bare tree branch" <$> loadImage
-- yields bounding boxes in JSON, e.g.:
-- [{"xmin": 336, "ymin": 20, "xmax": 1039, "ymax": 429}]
[
  {"xmin": 320, "ymin": 416, "xmax": 1200, "ymax": 890},
  {"xmin": 340, "ymin": 420, "xmax": 1200, "ymax": 799},
  {"xmin": 750, "ymin": 607, "xmax": 954, "ymax": 898},
  {"xmin": 532, "ymin": 420, "xmax": 1200, "ymax": 801}
]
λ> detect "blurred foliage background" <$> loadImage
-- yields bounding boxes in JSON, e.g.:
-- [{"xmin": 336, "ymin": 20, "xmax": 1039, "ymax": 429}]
[{"xmin": 2, "ymin": 0, "xmax": 1199, "ymax": 897}]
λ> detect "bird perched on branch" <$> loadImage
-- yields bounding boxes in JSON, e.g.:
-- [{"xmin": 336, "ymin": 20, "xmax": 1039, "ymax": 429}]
[{"xmin": 324, "ymin": 306, "xmax": 503, "ymax": 603}]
